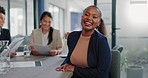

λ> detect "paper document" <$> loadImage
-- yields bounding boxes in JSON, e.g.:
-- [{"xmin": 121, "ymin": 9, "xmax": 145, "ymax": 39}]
[
  {"xmin": 32, "ymin": 44, "xmax": 51, "ymax": 55},
  {"xmin": 9, "ymin": 37, "xmax": 24, "ymax": 52},
  {"xmin": 57, "ymin": 54, "xmax": 67, "ymax": 58},
  {"xmin": 16, "ymin": 52, "xmax": 24, "ymax": 56},
  {"xmin": 10, "ymin": 61, "xmax": 42, "ymax": 68}
]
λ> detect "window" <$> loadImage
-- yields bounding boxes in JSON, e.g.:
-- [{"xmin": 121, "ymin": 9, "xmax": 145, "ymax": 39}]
[
  {"xmin": 10, "ymin": 0, "xmax": 33, "ymax": 36},
  {"xmin": 48, "ymin": 4, "xmax": 65, "ymax": 38}
]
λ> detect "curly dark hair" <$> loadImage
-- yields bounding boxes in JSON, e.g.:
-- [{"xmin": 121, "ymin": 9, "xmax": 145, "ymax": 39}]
[{"xmin": 0, "ymin": 6, "xmax": 5, "ymax": 15}]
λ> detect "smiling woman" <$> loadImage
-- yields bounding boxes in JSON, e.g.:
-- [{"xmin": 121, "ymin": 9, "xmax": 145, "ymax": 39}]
[
  {"xmin": 56, "ymin": 5, "xmax": 111, "ymax": 78},
  {"xmin": 29, "ymin": 11, "xmax": 63, "ymax": 56}
]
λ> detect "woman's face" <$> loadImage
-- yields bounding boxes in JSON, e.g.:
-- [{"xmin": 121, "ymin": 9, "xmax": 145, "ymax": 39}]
[
  {"xmin": 81, "ymin": 7, "xmax": 101, "ymax": 31},
  {"xmin": 0, "ymin": 13, "xmax": 5, "ymax": 28},
  {"xmin": 40, "ymin": 15, "xmax": 52, "ymax": 31}
]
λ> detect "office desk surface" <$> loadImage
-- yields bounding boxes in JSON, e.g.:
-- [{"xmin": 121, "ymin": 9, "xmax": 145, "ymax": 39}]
[{"xmin": 0, "ymin": 55, "xmax": 72, "ymax": 78}]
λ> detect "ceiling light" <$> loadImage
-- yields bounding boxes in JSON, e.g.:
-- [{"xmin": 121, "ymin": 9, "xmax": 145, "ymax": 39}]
[{"xmin": 130, "ymin": 0, "xmax": 147, "ymax": 4}]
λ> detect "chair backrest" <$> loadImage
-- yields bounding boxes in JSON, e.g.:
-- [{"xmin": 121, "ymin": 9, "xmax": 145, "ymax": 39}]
[
  {"xmin": 12, "ymin": 35, "xmax": 30, "ymax": 45},
  {"xmin": 109, "ymin": 50, "xmax": 121, "ymax": 78},
  {"xmin": 12, "ymin": 35, "xmax": 30, "ymax": 51},
  {"xmin": 112, "ymin": 45, "xmax": 124, "ymax": 53}
]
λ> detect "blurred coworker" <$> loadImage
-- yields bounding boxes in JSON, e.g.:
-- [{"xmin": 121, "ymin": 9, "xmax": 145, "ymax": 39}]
[
  {"xmin": 0, "ymin": 6, "xmax": 11, "ymax": 44},
  {"xmin": 30, "ymin": 11, "xmax": 63, "ymax": 56},
  {"xmin": 56, "ymin": 5, "xmax": 111, "ymax": 78},
  {"xmin": 0, "ymin": 6, "xmax": 16, "ymax": 57}
]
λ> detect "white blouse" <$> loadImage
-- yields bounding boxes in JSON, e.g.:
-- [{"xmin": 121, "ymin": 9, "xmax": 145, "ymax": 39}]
[{"xmin": 42, "ymin": 32, "xmax": 49, "ymax": 46}]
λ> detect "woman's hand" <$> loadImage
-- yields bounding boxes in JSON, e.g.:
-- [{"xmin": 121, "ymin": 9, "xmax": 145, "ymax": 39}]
[
  {"xmin": 64, "ymin": 64, "xmax": 75, "ymax": 72},
  {"xmin": 30, "ymin": 45, "xmax": 35, "ymax": 51},
  {"xmin": 30, "ymin": 45, "xmax": 39, "ymax": 55},
  {"xmin": 56, "ymin": 64, "xmax": 75, "ymax": 72},
  {"xmin": 49, "ymin": 50, "xmax": 58, "ymax": 56},
  {"xmin": 10, "ymin": 52, "xmax": 17, "ymax": 58},
  {"xmin": 55, "ymin": 64, "xmax": 69, "ymax": 71},
  {"xmin": 31, "ymin": 50, "xmax": 39, "ymax": 55}
]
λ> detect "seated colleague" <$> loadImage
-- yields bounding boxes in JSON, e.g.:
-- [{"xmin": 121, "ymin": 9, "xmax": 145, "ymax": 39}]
[
  {"xmin": 0, "ymin": 6, "xmax": 11, "ymax": 44},
  {"xmin": 29, "ymin": 11, "xmax": 63, "ymax": 56},
  {"xmin": 56, "ymin": 5, "xmax": 111, "ymax": 78},
  {"xmin": 0, "ymin": 6, "xmax": 16, "ymax": 57}
]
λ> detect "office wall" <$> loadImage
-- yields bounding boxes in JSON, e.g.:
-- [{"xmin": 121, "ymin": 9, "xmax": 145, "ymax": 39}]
[
  {"xmin": 44, "ymin": 0, "xmax": 66, "ymax": 9},
  {"xmin": 69, "ymin": 0, "xmax": 93, "ymax": 12},
  {"xmin": 71, "ymin": 12, "xmax": 82, "ymax": 31}
]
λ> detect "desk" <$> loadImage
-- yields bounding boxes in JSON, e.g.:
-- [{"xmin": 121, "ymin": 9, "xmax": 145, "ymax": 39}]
[{"xmin": 0, "ymin": 55, "xmax": 72, "ymax": 78}]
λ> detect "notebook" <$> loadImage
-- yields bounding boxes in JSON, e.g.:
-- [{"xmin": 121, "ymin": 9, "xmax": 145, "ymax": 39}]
[{"xmin": 11, "ymin": 61, "xmax": 42, "ymax": 68}]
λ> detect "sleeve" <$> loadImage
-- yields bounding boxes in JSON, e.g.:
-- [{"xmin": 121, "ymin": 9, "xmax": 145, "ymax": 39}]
[
  {"xmin": 61, "ymin": 33, "xmax": 72, "ymax": 65},
  {"xmin": 55, "ymin": 30, "xmax": 62, "ymax": 49},
  {"xmin": 29, "ymin": 30, "xmax": 34, "ymax": 44},
  {"xmin": 73, "ymin": 37, "xmax": 112, "ymax": 78},
  {"xmin": 7, "ymin": 30, "xmax": 11, "ymax": 45},
  {"xmin": 61, "ymin": 51, "xmax": 71, "ymax": 65}
]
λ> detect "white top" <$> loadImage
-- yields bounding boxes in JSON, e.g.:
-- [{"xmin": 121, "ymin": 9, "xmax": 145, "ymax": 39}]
[{"xmin": 42, "ymin": 32, "xmax": 49, "ymax": 46}]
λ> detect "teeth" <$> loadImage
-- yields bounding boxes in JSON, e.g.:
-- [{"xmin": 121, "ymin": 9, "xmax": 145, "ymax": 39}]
[
  {"xmin": 85, "ymin": 21, "xmax": 92, "ymax": 26},
  {"xmin": 85, "ymin": 22, "xmax": 91, "ymax": 24}
]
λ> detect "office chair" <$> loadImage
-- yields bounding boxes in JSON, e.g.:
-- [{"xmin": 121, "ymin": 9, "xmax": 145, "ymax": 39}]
[
  {"xmin": 12, "ymin": 35, "xmax": 30, "ymax": 51},
  {"xmin": 109, "ymin": 50, "xmax": 121, "ymax": 78},
  {"xmin": 112, "ymin": 45, "xmax": 124, "ymax": 53}
]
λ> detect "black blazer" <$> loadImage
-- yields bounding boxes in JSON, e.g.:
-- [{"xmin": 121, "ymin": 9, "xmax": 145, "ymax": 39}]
[
  {"xmin": 0, "ymin": 28, "xmax": 11, "ymax": 44},
  {"xmin": 62, "ymin": 30, "xmax": 111, "ymax": 78}
]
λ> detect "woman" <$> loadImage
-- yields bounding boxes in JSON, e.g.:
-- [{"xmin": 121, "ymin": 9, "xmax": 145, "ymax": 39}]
[
  {"xmin": 56, "ymin": 5, "xmax": 111, "ymax": 78},
  {"xmin": 30, "ymin": 11, "xmax": 62, "ymax": 56}
]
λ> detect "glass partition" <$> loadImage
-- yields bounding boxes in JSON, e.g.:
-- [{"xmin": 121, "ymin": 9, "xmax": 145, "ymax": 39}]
[
  {"xmin": 98, "ymin": 2, "xmax": 112, "ymax": 46},
  {"xmin": 117, "ymin": 0, "xmax": 148, "ymax": 77}
]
